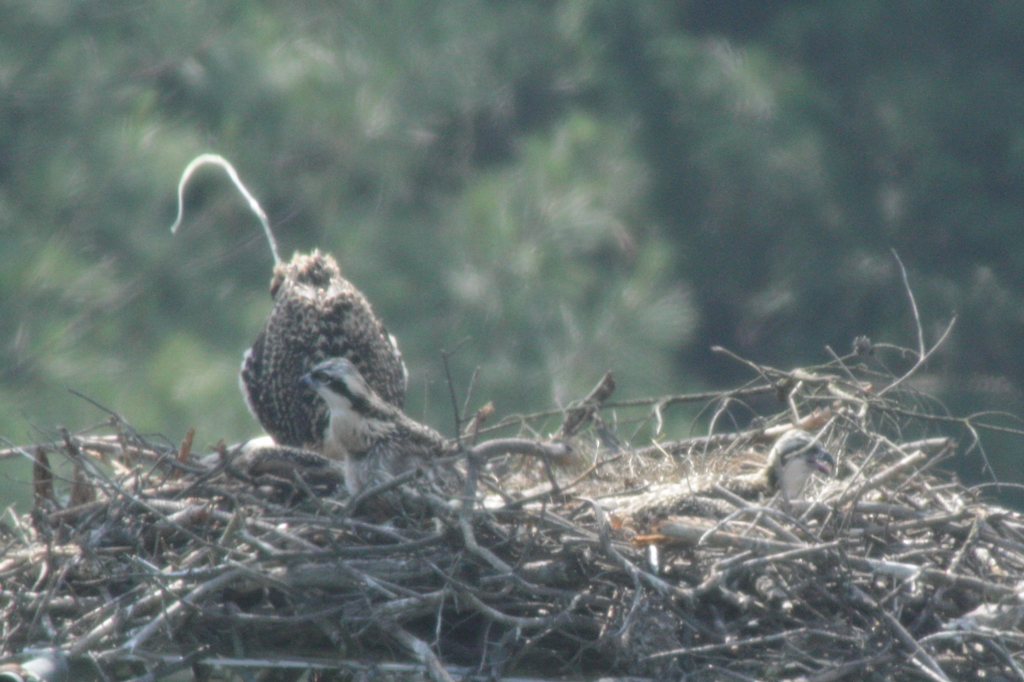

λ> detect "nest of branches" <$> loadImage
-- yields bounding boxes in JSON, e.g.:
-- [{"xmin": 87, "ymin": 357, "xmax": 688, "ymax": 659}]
[{"xmin": 3, "ymin": 343, "xmax": 1024, "ymax": 682}]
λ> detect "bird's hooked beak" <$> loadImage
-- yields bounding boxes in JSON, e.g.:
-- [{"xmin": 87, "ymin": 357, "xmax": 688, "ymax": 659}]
[
  {"xmin": 810, "ymin": 448, "xmax": 836, "ymax": 476},
  {"xmin": 772, "ymin": 430, "xmax": 837, "ymax": 500},
  {"xmin": 300, "ymin": 372, "xmax": 318, "ymax": 389}
]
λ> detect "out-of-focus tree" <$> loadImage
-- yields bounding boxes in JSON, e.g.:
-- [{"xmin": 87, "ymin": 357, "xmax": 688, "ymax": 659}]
[
  {"xmin": 0, "ymin": 0, "xmax": 692, "ymax": 457},
  {"xmin": 3, "ymin": 0, "xmax": 1024, "ymax": 507}
]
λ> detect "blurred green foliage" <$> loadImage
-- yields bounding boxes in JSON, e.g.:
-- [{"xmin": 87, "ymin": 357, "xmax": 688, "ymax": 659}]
[{"xmin": 3, "ymin": 1, "xmax": 1024, "ymax": 507}]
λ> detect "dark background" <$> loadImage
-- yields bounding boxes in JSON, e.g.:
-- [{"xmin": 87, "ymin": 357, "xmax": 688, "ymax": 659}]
[{"xmin": 3, "ymin": 1, "xmax": 1023, "ymax": 506}]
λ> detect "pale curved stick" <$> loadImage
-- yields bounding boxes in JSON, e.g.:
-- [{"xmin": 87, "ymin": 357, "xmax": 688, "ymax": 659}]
[{"xmin": 169, "ymin": 153, "xmax": 280, "ymax": 265}]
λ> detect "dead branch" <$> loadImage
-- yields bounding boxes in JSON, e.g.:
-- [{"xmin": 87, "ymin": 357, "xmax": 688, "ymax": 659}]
[{"xmin": 3, "ymin": 350, "xmax": 1024, "ymax": 681}]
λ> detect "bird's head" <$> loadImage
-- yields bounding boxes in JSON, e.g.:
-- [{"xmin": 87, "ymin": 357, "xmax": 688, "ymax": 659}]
[
  {"xmin": 301, "ymin": 357, "xmax": 386, "ymax": 418},
  {"xmin": 767, "ymin": 429, "xmax": 835, "ymax": 499}
]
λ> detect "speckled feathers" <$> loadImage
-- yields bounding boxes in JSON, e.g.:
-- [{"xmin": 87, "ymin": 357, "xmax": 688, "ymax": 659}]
[{"xmin": 240, "ymin": 250, "xmax": 408, "ymax": 451}]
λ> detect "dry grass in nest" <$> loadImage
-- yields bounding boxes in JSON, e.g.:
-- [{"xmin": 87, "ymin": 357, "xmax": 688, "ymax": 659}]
[{"xmin": 2, "ymin": 338, "xmax": 1024, "ymax": 682}]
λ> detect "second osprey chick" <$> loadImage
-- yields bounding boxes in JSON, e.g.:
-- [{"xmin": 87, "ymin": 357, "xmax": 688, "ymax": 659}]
[
  {"xmin": 765, "ymin": 428, "xmax": 835, "ymax": 500},
  {"xmin": 609, "ymin": 428, "xmax": 835, "ymax": 525},
  {"xmin": 302, "ymin": 356, "xmax": 449, "ymax": 496}
]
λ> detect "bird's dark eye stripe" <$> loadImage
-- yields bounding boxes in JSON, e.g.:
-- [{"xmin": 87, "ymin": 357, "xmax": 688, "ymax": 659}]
[
  {"xmin": 786, "ymin": 445, "xmax": 834, "ymax": 466},
  {"xmin": 325, "ymin": 376, "xmax": 373, "ymax": 415},
  {"xmin": 779, "ymin": 440, "xmax": 828, "ymax": 460},
  {"xmin": 779, "ymin": 442, "xmax": 809, "ymax": 457}
]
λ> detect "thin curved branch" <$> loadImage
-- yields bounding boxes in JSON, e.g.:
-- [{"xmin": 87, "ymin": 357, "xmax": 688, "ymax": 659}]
[{"xmin": 169, "ymin": 153, "xmax": 280, "ymax": 265}]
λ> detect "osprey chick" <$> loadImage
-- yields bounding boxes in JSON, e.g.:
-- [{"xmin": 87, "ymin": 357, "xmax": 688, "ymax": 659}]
[
  {"xmin": 611, "ymin": 428, "xmax": 835, "ymax": 524},
  {"xmin": 166, "ymin": 155, "xmax": 407, "ymax": 454},
  {"xmin": 301, "ymin": 356, "xmax": 450, "ymax": 496},
  {"xmin": 240, "ymin": 250, "xmax": 408, "ymax": 452},
  {"xmin": 764, "ymin": 428, "xmax": 835, "ymax": 500}
]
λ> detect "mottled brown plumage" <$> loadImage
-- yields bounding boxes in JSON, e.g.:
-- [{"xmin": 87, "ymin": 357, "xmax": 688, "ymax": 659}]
[{"xmin": 240, "ymin": 250, "xmax": 408, "ymax": 452}]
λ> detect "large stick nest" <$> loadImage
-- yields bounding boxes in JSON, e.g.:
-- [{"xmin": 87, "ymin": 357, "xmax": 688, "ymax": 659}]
[{"xmin": 2, "ymin": 349, "xmax": 1024, "ymax": 682}]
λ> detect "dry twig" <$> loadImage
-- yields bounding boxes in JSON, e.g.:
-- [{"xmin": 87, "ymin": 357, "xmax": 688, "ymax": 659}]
[{"xmin": 2, "ymin": 344, "xmax": 1024, "ymax": 681}]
